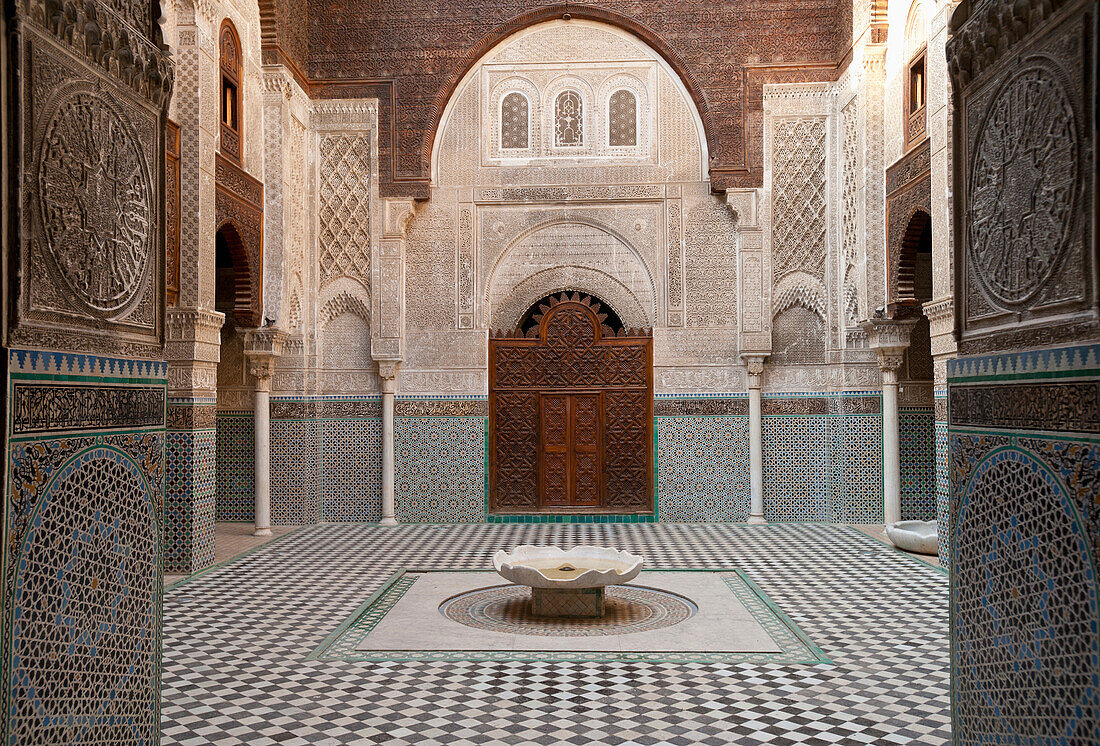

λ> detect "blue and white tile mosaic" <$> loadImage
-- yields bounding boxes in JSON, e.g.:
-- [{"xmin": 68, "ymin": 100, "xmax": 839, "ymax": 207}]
[
  {"xmin": 656, "ymin": 416, "xmax": 749, "ymax": 521},
  {"xmin": 900, "ymin": 409, "xmax": 936, "ymax": 521},
  {"xmin": 165, "ymin": 429, "xmax": 216, "ymax": 573},
  {"xmin": 272, "ymin": 419, "xmax": 322, "ymax": 525},
  {"xmin": 935, "ymin": 419, "xmax": 949, "ymax": 568},
  {"xmin": 321, "ymin": 419, "xmax": 383, "ymax": 522},
  {"xmin": 395, "ymin": 417, "xmax": 487, "ymax": 523},
  {"xmin": 215, "ymin": 414, "xmax": 254, "ymax": 521},
  {"xmin": 827, "ymin": 414, "xmax": 884, "ymax": 524},
  {"xmin": 762, "ymin": 415, "xmax": 828, "ymax": 521}
]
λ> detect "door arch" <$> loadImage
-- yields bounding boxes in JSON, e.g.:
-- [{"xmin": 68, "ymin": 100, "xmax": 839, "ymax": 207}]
[{"xmin": 489, "ymin": 293, "xmax": 653, "ymax": 515}]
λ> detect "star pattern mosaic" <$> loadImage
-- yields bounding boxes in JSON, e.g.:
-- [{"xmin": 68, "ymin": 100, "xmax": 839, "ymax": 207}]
[{"xmin": 162, "ymin": 523, "xmax": 950, "ymax": 745}]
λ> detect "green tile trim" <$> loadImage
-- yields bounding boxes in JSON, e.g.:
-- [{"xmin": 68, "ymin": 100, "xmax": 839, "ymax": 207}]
[{"xmin": 311, "ymin": 568, "xmax": 831, "ymax": 665}]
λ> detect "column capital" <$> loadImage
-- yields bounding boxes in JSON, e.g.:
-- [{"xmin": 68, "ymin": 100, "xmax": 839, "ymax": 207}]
[
  {"xmin": 166, "ymin": 306, "xmax": 225, "ymax": 365},
  {"xmin": 741, "ymin": 354, "xmax": 767, "ymax": 389},
  {"xmin": 378, "ymin": 360, "xmax": 400, "ymax": 393},
  {"xmin": 243, "ymin": 328, "xmax": 287, "ymax": 390}
]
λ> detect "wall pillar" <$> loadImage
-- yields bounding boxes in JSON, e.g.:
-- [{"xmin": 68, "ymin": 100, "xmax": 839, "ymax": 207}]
[
  {"xmin": 742, "ymin": 354, "xmax": 767, "ymax": 524},
  {"xmin": 863, "ymin": 318, "xmax": 916, "ymax": 526},
  {"xmin": 165, "ymin": 308, "xmax": 225, "ymax": 573},
  {"xmin": 379, "ymin": 361, "xmax": 399, "ymax": 526},
  {"xmin": 244, "ymin": 329, "xmax": 286, "ymax": 536}
]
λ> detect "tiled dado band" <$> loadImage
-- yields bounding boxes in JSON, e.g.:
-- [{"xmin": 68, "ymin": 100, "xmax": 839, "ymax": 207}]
[
  {"xmin": 4, "ymin": 351, "xmax": 166, "ymax": 744},
  {"xmin": 166, "ymin": 400, "xmax": 217, "ymax": 573},
  {"xmin": 948, "ymin": 344, "xmax": 1100, "ymax": 743},
  {"xmin": 654, "ymin": 393, "xmax": 888, "ymax": 524},
  {"xmin": 214, "ymin": 392, "xmax": 936, "ymax": 526}
]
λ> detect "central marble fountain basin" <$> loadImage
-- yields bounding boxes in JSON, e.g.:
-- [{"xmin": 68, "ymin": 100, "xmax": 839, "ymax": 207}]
[{"xmin": 493, "ymin": 545, "xmax": 644, "ymax": 618}]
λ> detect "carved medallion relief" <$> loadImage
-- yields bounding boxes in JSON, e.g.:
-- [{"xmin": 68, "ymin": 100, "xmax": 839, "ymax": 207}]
[{"xmin": 968, "ymin": 64, "xmax": 1078, "ymax": 309}]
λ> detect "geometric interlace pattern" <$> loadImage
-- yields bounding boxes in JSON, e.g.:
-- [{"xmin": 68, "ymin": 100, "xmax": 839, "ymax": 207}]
[
  {"xmin": 772, "ymin": 118, "xmax": 827, "ymax": 283},
  {"xmin": 319, "ymin": 135, "xmax": 372, "ymax": 285},
  {"xmin": 162, "ymin": 523, "xmax": 950, "ymax": 745}
]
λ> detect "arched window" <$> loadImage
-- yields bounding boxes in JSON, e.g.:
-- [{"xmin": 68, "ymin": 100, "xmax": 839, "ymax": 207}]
[
  {"xmin": 500, "ymin": 92, "xmax": 529, "ymax": 150},
  {"xmin": 220, "ymin": 20, "xmax": 243, "ymax": 163},
  {"xmin": 608, "ymin": 89, "xmax": 637, "ymax": 147},
  {"xmin": 904, "ymin": 2, "xmax": 927, "ymax": 149},
  {"xmin": 554, "ymin": 90, "xmax": 583, "ymax": 147}
]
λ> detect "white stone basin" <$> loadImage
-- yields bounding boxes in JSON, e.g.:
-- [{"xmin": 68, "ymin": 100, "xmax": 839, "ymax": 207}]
[
  {"xmin": 493, "ymin": 545, "xmax": 644, "ymax": 589},
  {"xmin": 885, "ymin": 520, "xmax": 939, "ymax": 555}
]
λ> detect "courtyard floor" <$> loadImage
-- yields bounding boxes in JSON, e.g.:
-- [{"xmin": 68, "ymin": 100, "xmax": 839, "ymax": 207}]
[{"xmin": 161, "ymin": 523, "xmax": 950, "ymax": 745}]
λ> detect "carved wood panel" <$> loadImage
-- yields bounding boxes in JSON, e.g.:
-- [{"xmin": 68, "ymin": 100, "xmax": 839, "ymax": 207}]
[{"xmin": 490, "ymin": 294, "xmax": 652, "ymax": 514}]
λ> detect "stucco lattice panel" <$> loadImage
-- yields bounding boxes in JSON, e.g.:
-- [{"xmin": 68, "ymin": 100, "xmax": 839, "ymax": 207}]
[
  {"xmin": 322, "ymin": 313, "xmax": 373, "ymax": 373},
  {"xmin": 763, "ymin": 415, "xmax": 828, "ymax": 521},
  {"xmin": 841, "ymin": 97, "xmax": 860, "ymax": 326},
  {"xmin": 658, "ymin": 70, "xmax": 703, "ymax": 181},
  {"xmin": 7, "ymin": 447, "xmax": 159, "ymax": 744},
  {"xmin": 657, "ymin": 416, "xmax": 749, "ymax": 521},
  {"xmin": 322, "ymin": 419, "xmax": 382, "ymax": 522},
  {"xmin": 492, "ymin": 24, "xmax": 650, "ymax": 65},
  {"xmin": 216, "ymin": 414, "xmax": 254, "ymax": 521},
  {"xmin": 407, "ymin": 200, "xmax": 458, "ymax": 329},
  {"xmin": 684, "ymin": 198, "xmax": 738, "ymax": 327},
  {"xmin": 395, "ymin": 417, "xmax": 487, "ymax": 523},
  {"xmin": 319, "ymin": 135, "xmax": 372, "ymax": 286},
  {"xmin": 771, "ymin": 306, "xmax": 826, "ymax": 365},
  {"xmin": 772, "ymin": 118, "xmax": 827, "ymax": 284}
]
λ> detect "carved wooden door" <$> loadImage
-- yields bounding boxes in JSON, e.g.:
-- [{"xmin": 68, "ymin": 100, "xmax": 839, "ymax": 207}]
[
  {"xmin": 490, "ymin": 293, "xmax": 653, "ymax": 515},
  {"xmin": 540, "ymin": 393, "xmax": 603, "ymax": 507}
]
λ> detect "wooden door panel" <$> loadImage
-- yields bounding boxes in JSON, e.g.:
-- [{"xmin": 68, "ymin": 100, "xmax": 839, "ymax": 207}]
[
  {"xmin": 541, "ymin": 395, "xmax": 570, "ymax": 506},
  {"xmin": 490, "ymin": 295, "xmax": 652, "ymax": 515}
]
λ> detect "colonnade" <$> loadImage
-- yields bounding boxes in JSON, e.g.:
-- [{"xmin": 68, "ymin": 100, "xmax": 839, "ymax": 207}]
[{"xmin": 239, "ymin": 329, "xmax": 913, "ymax": 531}]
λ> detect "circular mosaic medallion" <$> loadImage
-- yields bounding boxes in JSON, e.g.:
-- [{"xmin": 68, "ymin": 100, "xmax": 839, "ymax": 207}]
[{"xmin": 440, "ymin": 584, "xmax": 696, "ymax": 637}]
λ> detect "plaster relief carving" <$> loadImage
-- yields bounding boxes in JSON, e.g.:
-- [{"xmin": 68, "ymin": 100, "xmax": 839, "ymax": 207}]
[
  {"xmin": 772, "ymin": 117, "xmax": 827, "ymax": 284},
  {"xmin": 319, "ymin": 134, "xmax": 372, "ymax": 286},
  {"xmin": 968, "ymin": 64, "xmax": 1078, "ymax": 308},
  {"xmin": 36, "ymin": 83, "xmax": 153, "ymax": 319}
]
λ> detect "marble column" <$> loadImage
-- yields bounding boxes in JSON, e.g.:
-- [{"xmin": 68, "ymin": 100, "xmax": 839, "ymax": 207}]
[
  {"xmin": 862, "ymin": 319, "xmax": 916, "ymax": 526},
  {"xmin": 244, "ymin": 329, "xmax": 286, "ymax": 536},
  {"xmin": 379, "ymin": 361, "xmax": 399, "ymax": 526},
  {"xmin": 251, "ymin": 369, "xmax": 272, "ymax": 536},
  {"xmin": 742, "ymin": 354, "xmax": 767, "ymax": 524}
]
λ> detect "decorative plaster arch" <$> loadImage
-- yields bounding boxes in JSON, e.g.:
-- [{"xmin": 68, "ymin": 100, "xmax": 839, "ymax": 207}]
[
  {"xmin": 482, "ymin": 219, "xmax": 657, "ymax": 330},
  {"xmin": 426, "ymin": 10, "xmax": 711, "ymax": 175},
  {"xmin": 491, "ymin": 266, "xmax": 652, "ymax": 333},
  {"xmin": 430, "ymin": 17, "xmax": 708, "ymax": 183}
]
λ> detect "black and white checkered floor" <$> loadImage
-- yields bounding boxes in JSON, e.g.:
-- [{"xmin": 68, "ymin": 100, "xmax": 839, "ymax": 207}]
[{"xmin": 162, "ymin": 523, "xmax": 950, "ymax": 745}]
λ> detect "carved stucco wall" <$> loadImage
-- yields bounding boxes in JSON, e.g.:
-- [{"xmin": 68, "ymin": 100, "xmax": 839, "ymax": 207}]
[{"xmin": 405, "ymin": 19, "xmax": 750, "ymax": 396}]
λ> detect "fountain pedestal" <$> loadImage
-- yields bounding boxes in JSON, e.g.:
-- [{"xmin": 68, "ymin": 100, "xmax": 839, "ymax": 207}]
[{"xmin": 532, "ymin": 587, "xmax": 605, "ymax": 618}]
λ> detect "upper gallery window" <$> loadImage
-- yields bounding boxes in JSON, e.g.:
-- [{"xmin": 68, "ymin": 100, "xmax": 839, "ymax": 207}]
[
  {"xmin": 219, "ymin": 19, "xmax": 243, "ymax": 163},
  {"xmin": 500, "ymin": 92, "xmax": 530, "ymax": 150},
  {"xmin": 607, "ymin": 89, "xmax": 638, "ymax": 147},
  {"xmin": 904, "ymin": 3, "xmax": 927, "ymax": 149},
  {"xmin": 555, "ymin": 90, "xmax": 584, "ymax": 147}
]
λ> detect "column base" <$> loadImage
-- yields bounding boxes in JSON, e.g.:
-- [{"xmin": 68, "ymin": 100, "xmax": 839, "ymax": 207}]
[
  {"xmin": 747, "ymin": 514, "xmax": 767, "ymax": 525},
  {"xmin": 253, "ymin": 527, "xmax": 272, "ymax": 537},
  {"xmin": 379, "ymin": 517, "xmax": 399, "ymax": 526}
]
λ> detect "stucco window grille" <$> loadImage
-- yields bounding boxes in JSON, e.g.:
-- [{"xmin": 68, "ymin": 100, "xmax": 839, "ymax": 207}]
[
  {"xmin": 555, "ymin": 91, "xmax": 584, "ymax": 147},
  {"xmin": 501, "ymin": 92, "xmax": 530, "ymax": 150},
  {"xmin": 608, "ymin": 90, "xmax": 637, "ymax": 147}
]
